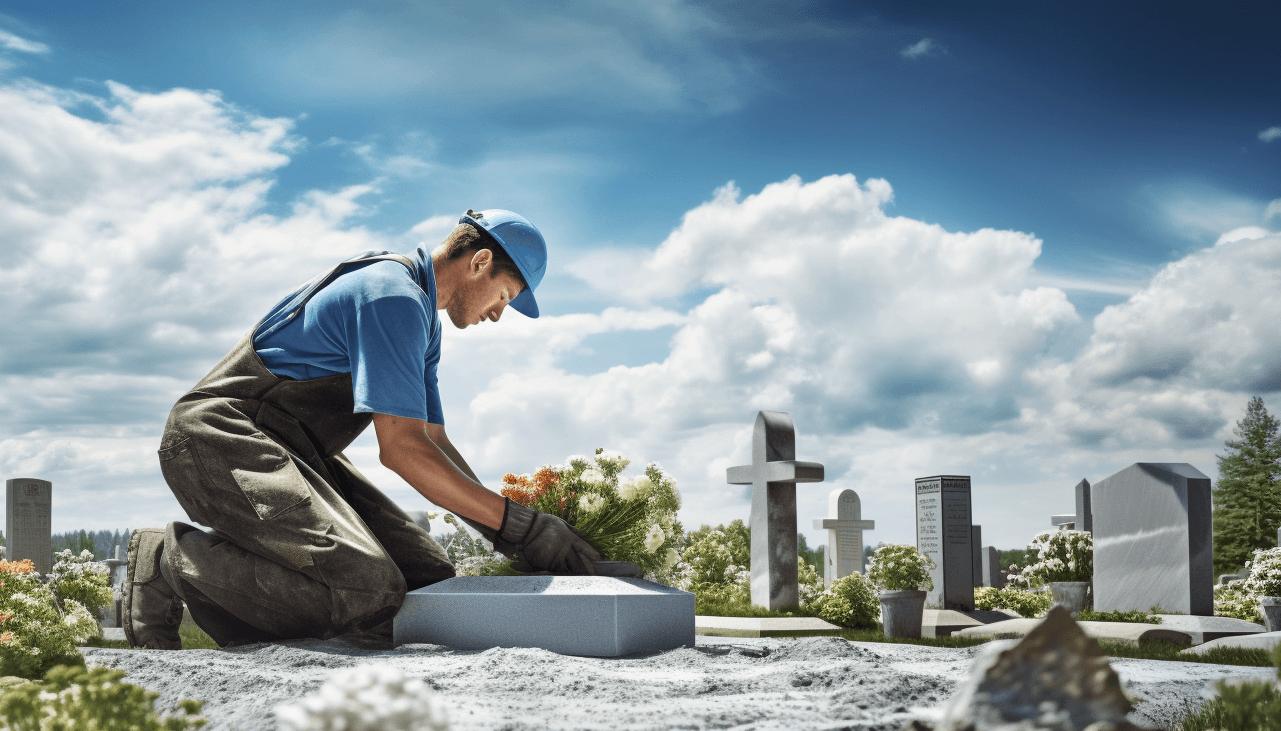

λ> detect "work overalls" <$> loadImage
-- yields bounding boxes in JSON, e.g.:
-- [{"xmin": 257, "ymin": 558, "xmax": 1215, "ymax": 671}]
[{"xmin": 155, "ymin": 253, "xmax": 456, "ymax": 646}]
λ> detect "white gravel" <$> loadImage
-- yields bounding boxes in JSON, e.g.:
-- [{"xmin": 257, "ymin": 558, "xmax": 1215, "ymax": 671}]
[{"xmin": 81, "ymin": 636, "xmax": 1275, "ymax": 731}]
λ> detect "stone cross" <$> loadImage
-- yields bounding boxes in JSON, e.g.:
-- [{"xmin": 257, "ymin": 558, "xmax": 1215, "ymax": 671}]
[
  {"xmin": 727, "ymin": 411, "xmax": 825, "ymax": 610},
  {"xmin": 813, "ymin": 488, "xmax": 874, "ymax": 586},
  {"xmin": 5, "ymin": 478, "xmax": 52, "ymax": 575}
]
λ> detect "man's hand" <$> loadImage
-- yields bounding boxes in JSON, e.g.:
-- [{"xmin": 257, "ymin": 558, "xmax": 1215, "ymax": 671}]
[{"xmin": 500, "ymin": 500, "xmax": 601, "ymax": 575}]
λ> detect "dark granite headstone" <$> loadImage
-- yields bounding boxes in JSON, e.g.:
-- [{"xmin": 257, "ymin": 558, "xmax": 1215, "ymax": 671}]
[
  {"xmin": 1092, "ymin": 463, "xmax": 1212, "ymax": 616},
  {"xmin": 915, "ymin": 475, "xmax": 974, "ymax": 611},
  {"xmin": 726, "ymin": 411, "xmax": 824, "ymax": 610},
  {"xmin": 5, "ymin": 478, "xmax": 52, "ymax": 575},
  {"xmin": 971, "ymin": 525, "xmax": 983, "ymax": 588},
  {"xmin": 1074, "ymin": 478, "xmax": 1093, "ymax": 534},
  {"xmin": 981, "ymin": 546, "xmax": 1004, "ymax": 588}
]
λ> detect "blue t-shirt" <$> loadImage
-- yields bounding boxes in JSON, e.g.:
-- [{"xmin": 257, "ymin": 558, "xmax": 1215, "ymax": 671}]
[{"xmin": 252, "ymin": 246, "xmax": 444, "ymax": 424}]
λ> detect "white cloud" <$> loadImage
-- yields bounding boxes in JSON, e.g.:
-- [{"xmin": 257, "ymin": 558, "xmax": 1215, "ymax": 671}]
[
  {"xmin": 1265, "ymin": 198, "xmax": 1281, "ymax": 221},
  {"xmin": 901, "ymin": 38, "xmax": 938, "ymax": 59},
  {"xmin": 0, "ymin": 29, "xmax": 48, "ymax": 54},
  {"xmin": 1260, "ymin": 126, "xmax": 1281, "ymax": 143}
]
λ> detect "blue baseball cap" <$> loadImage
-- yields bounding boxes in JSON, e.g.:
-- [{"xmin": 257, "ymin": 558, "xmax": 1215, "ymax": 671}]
[{"xmin": 459, "ymin": 209, "xmax": 546, "ymax": 318}]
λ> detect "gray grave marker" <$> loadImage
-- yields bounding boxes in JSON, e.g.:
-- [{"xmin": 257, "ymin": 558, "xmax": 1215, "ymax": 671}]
[
  {"xmin": 727, "ymin": 411, "xmax": 825, "ymax": 610},
  {"xmin": 1075, "ymin": 478, "xmax": 1093, "ymax": 534},
  {"xmin": 971, "ymin": 525, "xmax": 983, "ymax": 588},
  {"xmin": 915, "ymin": 475, "xmax": 974, "ymax": 611},
  {"xmin": 813, "ymin": 488, "xmax": 875, "ymax": 586},
  {"xmin": 5, "ymin": 478, "xmax": 51, "ymax": 575},
  {"xmin": 981, "ymin": 546, "xmax": 1005, "ymax": 588},
  {"xmin": 1092, "ymin": 463, "xmax": 1212, "ymax": 616}
]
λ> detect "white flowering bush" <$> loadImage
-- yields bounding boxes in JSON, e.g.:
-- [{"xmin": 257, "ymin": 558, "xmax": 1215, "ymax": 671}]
[
  {"xmin": 1215, "ymin": 580, "xmax": 1264, "ymax": 623},
  {"xmin": 974, "ymin": 585, "xmax": 1052, "ymax": 618},
  {"xmin": 671, "ymin": 521, "xmax": 751, "ymax": 610},
  {"xmin": 0, "ymin": 560, "xmax": 99, "ymax": 679},
  {"xmin": 865, "ymin": 544, "xmax": 935, "ymax": 592},
  {"xmin": 47, "ymin": 549, "xmax": 114, "ymax": 620},
  {"xmin": 1005, "ymin": 530, "xmax": 1093, "ymax": 588},
  {"xmin": 1243, "ymin": 547, "xmax": 1281, "ymax": 598},
  {"xmin": 500, "ymin": 449, "xmax": 682, "ymax": 579},
  {"xmin": 811, "ymin": 573, "xmax": 879, "ymax": 628},
  {"xmin": 276, "ymin": 665, "xmax": 448, "ymax": 731}
]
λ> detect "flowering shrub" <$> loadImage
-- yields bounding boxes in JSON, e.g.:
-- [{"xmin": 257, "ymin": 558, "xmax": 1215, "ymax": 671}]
[
  {"xmin": 1243, "ymin": 547, "xmax": 1281, "ymax": 598},
  {"xmin": 1005, "ymin": 530, "xmax": 1093, "ymax": 588},
  {"xmin": 811, "ymin": 573, "xmax": 879, "ymax": 628},
  {"xmin": 973, "ymin": 586, "xmax": 1051, "ymax": 618},
  {"xmin": 0, "ymin": 559, "xmax": 99, "ymax": 679},
  {"xmin": 501, "ymin": 449, "xmax": 683, "ymax": 579},
  {"xmin": 865, "ymin": 544, "xmax": 934, "ymax": 592},
  {"xmin": 671, "ymin": 522, "xmax": 751, "ymax": 610},
  {"xmin": 1215, "ymin": 579, "xmax": 1263, "ymax": 623},
  {"xmin": 0, "ymin": 664, "xmax": 205, "ymax": 730},
  {"xmin": 275, "ymin": 665, "xmax": 448, "ymax": 731},
  {"xmin": 48, "ymin": 549, "xmax": 114, "ymax": 620}
]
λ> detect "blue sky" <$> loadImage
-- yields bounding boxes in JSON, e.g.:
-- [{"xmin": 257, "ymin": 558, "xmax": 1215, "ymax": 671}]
[{"xmin": 0, "ymin": 1, "xmax": 1278, "ymax": 551}]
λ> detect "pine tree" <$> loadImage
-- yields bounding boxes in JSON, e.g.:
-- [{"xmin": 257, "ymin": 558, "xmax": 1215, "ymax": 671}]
[{"xmin": 1213, "ymin": 397, "xmax": 1281, "ymax": 576}]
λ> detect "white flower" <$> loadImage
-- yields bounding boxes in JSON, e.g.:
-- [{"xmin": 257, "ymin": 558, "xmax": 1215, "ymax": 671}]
[
  {"xmin": 618, "ymin": 475, "xmax": 653, "ymax": 501},
  {"xmin": 577, "ymin": 494, "xmax": 605, "ymax": 514},
  {"xmin": 579, "ymin": 468, "xmax": 606, "ymax": 486},
  {"xmin": 662, "ymin": 548, "xmax": 679, "ymax": 571},
  {"xmin": 643, "ymin": 524, "xmax": 666, "ymax": 553},
  {"xmin": 275, "ymin": 665, "xmax": 449, "ymax": 731}
]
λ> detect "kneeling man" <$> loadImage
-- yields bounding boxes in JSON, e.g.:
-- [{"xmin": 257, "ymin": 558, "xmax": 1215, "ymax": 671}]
[{"xmin": 127, "ymin": 209, "xmax": 600, "ymax": 648}]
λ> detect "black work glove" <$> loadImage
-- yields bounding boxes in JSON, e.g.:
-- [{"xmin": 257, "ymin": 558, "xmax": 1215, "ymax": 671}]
[{"xmin": 498, "ymin": 499, "xmax": 601, "ymax": 575}]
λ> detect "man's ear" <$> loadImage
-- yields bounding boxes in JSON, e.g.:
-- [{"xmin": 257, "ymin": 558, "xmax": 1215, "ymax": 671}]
[{"xmin": 469, "ymin": 248, "xmax": 493, "ymax": 275}]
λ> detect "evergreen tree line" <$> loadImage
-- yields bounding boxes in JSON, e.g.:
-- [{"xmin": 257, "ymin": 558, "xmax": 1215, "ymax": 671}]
[
  {"xmin": 0, "ymin": 529, "xmax": 133, "ymax": 564},
  {"xmin": 1214, "ymin": 396, "xmax": 1281, "ymax": 576}
]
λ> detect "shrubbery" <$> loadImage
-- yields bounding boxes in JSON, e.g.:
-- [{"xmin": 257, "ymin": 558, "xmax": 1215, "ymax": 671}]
[
  {"xmin": 1006, "ymin": 530, "xmax": 1092, "ymax": 588},
  {"xmin": 811, "ymin": 573, "xmax": 879, "ymax": 628},
  {"xmin": 47, "ymin": 549, "xmax": 114, "ymax": 620},
  {"xmin": 0, "ymin": 664, "xmax": 205, "ymax": 730},
  {"xmin": 0, "ymin": 559, "xmax": 98, "ymax": 679},
  {"xmin": 974, "ymin": 585, "xmax": 1050, "ymax": 618},
  {"xmin": 1178, "ymin": 644, "xmax": 1281, "ymax": 730},
  {"xmin": 1215, "ymin": 579, "xmax": 1262, "ymax": 623},
  {"xmin": 865, "ymin": 544, "xmax": 934, "ymax": 591}
]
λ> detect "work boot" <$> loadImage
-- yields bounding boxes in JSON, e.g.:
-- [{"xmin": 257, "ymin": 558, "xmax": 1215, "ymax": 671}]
[{"xmin": 123, "ymin": 528, "xmax": 184, "ymax": 649}]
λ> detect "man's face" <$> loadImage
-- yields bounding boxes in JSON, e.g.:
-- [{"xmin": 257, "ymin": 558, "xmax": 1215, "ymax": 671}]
[{"xmin": 444, "ymin": 257, "xmax": 525, "ymax": 329}]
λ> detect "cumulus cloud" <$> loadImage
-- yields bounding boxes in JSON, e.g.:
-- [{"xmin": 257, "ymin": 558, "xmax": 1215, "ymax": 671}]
[
  {"xmin": 901, "ymin": 38, "xmax": 939, "ymax": 59},
  {"xmin": 1260, "ymin": 126, "xmax": 1281, "ymax": 143},
  {"xmin": 0, "ymin": 29, "xmax": 48, "ymax": 54}
]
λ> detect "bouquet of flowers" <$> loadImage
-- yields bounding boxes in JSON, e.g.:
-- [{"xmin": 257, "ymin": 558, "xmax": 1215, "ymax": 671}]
[
  {"xmin": 444, "ymin": 448, "xmax": 682, "ymax": 580},
  {"xmin": 1242, "ymin": 547, "xmax": 1281, "ymax": 599},
  {"xmin": 1006, "ymin": 529, "xmax": 1092, "ymax": 588},
  {"xmin": 866, "ymin": 544, "xmax": 935, "ymax": 592},
  {"xmin": 0, "ymin": 559, "xmax": 99, "ymax": 679}
]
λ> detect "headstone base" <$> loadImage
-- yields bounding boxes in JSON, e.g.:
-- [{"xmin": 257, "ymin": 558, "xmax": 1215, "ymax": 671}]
[
  {"xmin": 393, "ymin": 576, "xmax": 694, "ymax": 657},
  {"xmin": 694, "ymin": 616, "xmax": 842, "ymax": 638}
]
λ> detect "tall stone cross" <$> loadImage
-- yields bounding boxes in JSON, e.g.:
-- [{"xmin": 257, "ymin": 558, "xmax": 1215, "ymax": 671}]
[
  {"xmin": 727, "ymin": 411, "xmax": 824, "ymax": 610},
  {"xmin": 813, "ymin": 488, "xmax": 875, "ymax": 586}
]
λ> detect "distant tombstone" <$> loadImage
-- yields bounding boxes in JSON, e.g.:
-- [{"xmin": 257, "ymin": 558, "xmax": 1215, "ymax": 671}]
[
  {"xmin": 971, "ymin": 525, "xmax": 983, "ymax": 588},
  {"xmin": 812, "ymin": 488, "xmax": 875, "ymax": 585},
  {"xmin": 1050, "ymin": 515, "xmax": 1075, "ymax": 529},
  {"xmin": 5, "ymin": 478, "xmax": 52, "ymax": 575},
  {"xmin": 727, "ymin": 411, "xmax": 825, "ymax": 610},
  {"xmin": 981, "ymin": 547, "xmax": 1005, "ymax": 588},
  {"xmin": 915, "ymin": 475, "xmax": 974, "ymax": 611},
  {"xmin": 1092, "ymin": 463, "xmax": 1212, "ymax": 616},
  {"xmin": 1075, "ymin": 478, "xmax": 1093, "ymax": 534}
]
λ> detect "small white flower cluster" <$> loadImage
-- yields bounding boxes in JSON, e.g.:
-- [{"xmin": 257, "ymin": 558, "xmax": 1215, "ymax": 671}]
[
  {"xmin": 275, "ymin": 665, "xmax": 449, "ymax": 731},
  {"xmin": 865, "ymin": 544, "xmax": 935, "ymax": 592},
  {"xmin": 1006, "ymin": 530, "xmax": 1092, "ymax": 588},
  {"xmin": 1242, "ymin": 547, "xmax": 1281, "ymax": 599}
]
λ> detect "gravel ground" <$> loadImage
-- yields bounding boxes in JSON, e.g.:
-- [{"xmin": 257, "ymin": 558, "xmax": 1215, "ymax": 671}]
[{"xmin": 82, "ymin": 636, "xmax": 1274, "ymax": 731}]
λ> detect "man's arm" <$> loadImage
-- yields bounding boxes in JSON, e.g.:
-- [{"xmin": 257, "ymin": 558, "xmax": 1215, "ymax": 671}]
[{"xmin": 373, "ymin": 413, "xmax": 505, "ymax": 530}]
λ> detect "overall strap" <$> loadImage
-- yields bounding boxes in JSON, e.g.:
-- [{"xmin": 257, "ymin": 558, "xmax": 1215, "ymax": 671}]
[{"xmin": 253, "ymin": 252, "xmax": 420, "ymax": 342}]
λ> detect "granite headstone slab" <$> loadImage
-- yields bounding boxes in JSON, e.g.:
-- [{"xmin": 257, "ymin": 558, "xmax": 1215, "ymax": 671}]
[
  {"xmin": 727, "ymin": 411, "xmax": 824, "ymax": 610},
  {"xmin": 971, "ymin": 525, "xmax": 983, "ymax": 588},
  {"xmin": 5, "ymin": 478, "xmax": 52, "ymax": 575},
  {"xmin": 915, "ymin": 475, "xmax": 974, "ymax": 611},
  {"xmin": 1074, "ymin": 478, "xmax": 1093, "ymax": 534},
  {"xmin": 1092, "ymin": 463, "xmax": 1212, "ymax": 616},
  {"xmin": 981, "ymin": 546, "xmax": 1004, "ymax": 588},
  {"xmin": 813, "ymin": 488, "xmax": 874, "ymax": 585}
]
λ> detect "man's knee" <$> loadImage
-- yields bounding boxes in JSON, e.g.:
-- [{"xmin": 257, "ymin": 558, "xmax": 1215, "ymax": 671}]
[{"xmin": 329, "ymin": 556, "xmax": 408, "ymax": 632}]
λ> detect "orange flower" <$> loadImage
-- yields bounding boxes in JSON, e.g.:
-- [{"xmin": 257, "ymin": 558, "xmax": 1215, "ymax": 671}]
[
  {"xmin": 0, "ymin": 632, "xmax": 11, "ymax": 643},
  {"xmin": 0, "ymin": 560, "xmax": 35, "ymax": 575},
  {"xmin": 502, "ymin": 470, "xmax": 561, "ymax": 506},
  {"xmin": 0, "ymin": 613, "xmax": 10, "ymax": 623}
]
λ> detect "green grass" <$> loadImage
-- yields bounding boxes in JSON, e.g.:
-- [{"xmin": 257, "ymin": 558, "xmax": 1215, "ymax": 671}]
[
  {"xmin": 695, "ymin": 596, "xmax": 823, "ymax": 619},
  {"xmin": 1075, "ymin": 607, "xmax": 1162, "ymax": 624},
  {"xmin": 81, "ymin": 612, "xmax": 218, "ymax": 651},
  {"xmin": 1098, "ymin": 639, "xmax": 1272, "ymax": 667}
]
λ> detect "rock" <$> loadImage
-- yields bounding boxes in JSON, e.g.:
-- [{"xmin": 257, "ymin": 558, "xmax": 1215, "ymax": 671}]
[{"xmin": 937, "ymin": 606, "xmax": 1141, "ymax": 730}]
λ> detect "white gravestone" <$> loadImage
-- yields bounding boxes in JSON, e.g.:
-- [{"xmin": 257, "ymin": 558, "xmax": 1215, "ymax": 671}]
[
  {"xmin": 5, "ymin": 478, "xmax": 52, "ymax": 575},
  {"xmin": 727, "ymin": 411, "xmax": 825, "ymax": 610},
  {"xmin": 813, "ymin": 488, "xmax": 874, "ymax": 586}
]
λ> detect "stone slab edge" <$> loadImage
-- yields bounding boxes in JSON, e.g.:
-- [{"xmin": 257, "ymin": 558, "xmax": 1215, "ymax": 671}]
[
  {"xmin": 955, "ymin": 618, "xmax": 1192, "ymax": 646},
  {"xmin": 695, "ymin": 616, "xmax": 842, "ymax": 638},
  {"xmin": 1181, "ymin": 629, "xmax": 1281, "ymax": 655}
]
